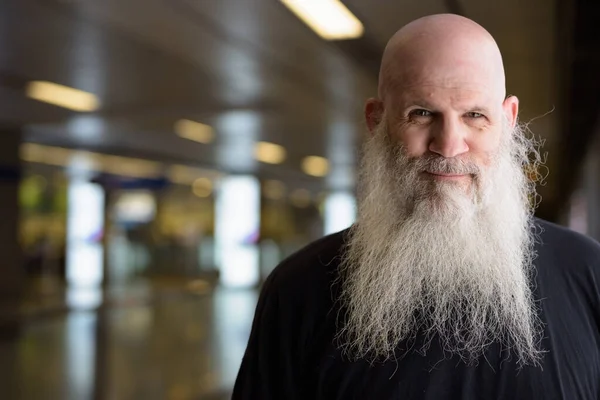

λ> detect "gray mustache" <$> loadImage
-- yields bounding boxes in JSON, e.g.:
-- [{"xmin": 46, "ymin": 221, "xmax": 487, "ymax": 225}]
[{"xmin": 413, "ymin": 155, "xmax": 480, "ymax": 175}]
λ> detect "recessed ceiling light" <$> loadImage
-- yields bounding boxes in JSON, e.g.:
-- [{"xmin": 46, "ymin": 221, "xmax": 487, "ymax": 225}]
[
  {"xmin": 192, "ymin": 177, "xmax": 213, "ymax": 198},
  {"xmin": 254, "ymin": 142, "xmax": 287, "ymax": 164},
  {"xmin": 301, "ymin": 155, "xmax": 329, "ymax": 177}
]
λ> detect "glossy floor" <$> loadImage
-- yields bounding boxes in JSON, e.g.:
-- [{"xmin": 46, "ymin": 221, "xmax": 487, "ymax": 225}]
[{"xmin": 0, "ymin": 286, "xmax": 258, "ymax": 400}]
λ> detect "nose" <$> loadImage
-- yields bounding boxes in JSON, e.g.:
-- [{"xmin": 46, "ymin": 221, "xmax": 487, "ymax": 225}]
[{"xmin": 428, "ymin": 116, "xmax": 469, "ymax": 158}]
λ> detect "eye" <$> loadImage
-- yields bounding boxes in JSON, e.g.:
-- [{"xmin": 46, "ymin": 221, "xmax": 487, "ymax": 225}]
[
  {"xmin": 410, "ymin": 109, "xmax": 432, "ymax": 117},
  {"xmin": 466, "ymin": 111, "xmax": 484, "ymax": 118}
]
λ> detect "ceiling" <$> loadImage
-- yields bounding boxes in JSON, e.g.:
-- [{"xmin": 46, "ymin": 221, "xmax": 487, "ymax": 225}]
[{"xmin": 0, "ymin": 0, "xmax": 568, "ymax": 197}]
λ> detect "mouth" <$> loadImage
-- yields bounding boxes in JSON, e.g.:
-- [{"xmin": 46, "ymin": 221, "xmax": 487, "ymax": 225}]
[{"xmin": 424, "ymin": 171, "xmax": 471, "ymax": 181}]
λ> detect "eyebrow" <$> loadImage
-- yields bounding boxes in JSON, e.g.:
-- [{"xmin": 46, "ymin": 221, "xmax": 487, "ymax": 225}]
[
  {"xmin": 465, "ymin": 105, "xmax": 492, "ymax": 114},
  {"xmin": 465, "ymin": 105, "xmax": 493, "ymax": 115},
  {"xmin": 402, "ymin": 100, "xmax": 492, "ymax": 115}
]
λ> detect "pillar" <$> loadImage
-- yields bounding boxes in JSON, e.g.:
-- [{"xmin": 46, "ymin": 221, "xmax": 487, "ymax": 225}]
[{"xmin": 0, "ymin": 126, "xmax": 24, "ymax": 338}]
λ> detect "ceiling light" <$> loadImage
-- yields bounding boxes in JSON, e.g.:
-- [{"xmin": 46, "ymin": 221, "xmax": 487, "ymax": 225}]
[
  {"xmin": 301, "ymin": 155, "xmax": 329, "ymax": 177},
  {"xmin": 280, "ymin": 0, "xmax": 364, "ymax": 40},
  {"xmin": 192, "ymin": 177, "xmax": 213, "ymax": 198},
  {"xmin": 25, "ymin": 81, "xmax": 100, "ymax": 112},
  {"xmin": 254, "ymin": 142, "xmax": 286, "ymax": 164},
  {"xmin": 175, "ymin": 119, "xmax": 214, "ymax": 144}
]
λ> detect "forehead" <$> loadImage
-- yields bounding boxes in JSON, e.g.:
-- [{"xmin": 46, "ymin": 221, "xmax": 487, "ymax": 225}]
[
  {"xmin": 382, "ymin": 49, "xmax": 505, "ymax": 108},
  {"xmin": 395, "ymin": 81, "xmax": 498, "ymax": 109}
]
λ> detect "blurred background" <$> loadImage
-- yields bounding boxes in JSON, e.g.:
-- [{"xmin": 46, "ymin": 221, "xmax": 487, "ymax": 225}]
[{"xmin": 0, "ymin": 0, "xmax": 599, "ymax": 399}]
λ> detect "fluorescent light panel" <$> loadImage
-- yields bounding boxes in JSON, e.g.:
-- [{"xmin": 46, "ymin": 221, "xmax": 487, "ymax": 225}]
[
  {"xmin": 175, "ymin": 119, "xmax": 214, "ymax": 144},
  {"xmin": 280, "ymin": 0, "xmax": 364, "ymax": 40},
  {"xmin": 26, "ymin": 81, "xmax": 100, "ymax": 112}
]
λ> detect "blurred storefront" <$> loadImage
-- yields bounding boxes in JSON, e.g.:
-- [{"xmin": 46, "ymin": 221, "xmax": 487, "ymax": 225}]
[{"xmin": 17, "ymin": 144, "xmax": 355, "ymax": 298}]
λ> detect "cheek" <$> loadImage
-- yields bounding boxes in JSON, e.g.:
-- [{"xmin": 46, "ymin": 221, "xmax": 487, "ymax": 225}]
[
  {"xmin": 467, "ymin": 131, "xmax": 503, "ymax": 166},
  {"xmin": 396, "ymin": 128, "xmax": 430, "ymax": 157}
]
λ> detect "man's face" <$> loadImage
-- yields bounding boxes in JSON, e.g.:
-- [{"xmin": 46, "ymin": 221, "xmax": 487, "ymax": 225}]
[
  {"xmin": 367, "ymin": 36, "xmax": 519, "ymax": 197},
  {"xmin": 383, "ymin": 82, "xmax": 507, "ymax": 194}
]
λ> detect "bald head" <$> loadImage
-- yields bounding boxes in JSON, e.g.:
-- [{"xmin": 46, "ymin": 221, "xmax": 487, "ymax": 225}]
[
  {"xmin": 364, "ymin": 13, "xmax": 518, "ymax": 165},
  {"xmin": 378, "ymin": 14, "xmax": 506, "ymax": 102}
]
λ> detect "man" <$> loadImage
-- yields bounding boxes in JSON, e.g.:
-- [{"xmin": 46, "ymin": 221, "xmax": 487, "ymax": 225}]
[{"xmin": 233, "ymin": 14, "xmax": 600, "ymax": 399}]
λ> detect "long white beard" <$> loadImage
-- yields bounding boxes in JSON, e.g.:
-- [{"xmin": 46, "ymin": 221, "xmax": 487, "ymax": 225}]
[{"xmin": 337, "ymin": 118, "xmax": 543, "ymax": 366}]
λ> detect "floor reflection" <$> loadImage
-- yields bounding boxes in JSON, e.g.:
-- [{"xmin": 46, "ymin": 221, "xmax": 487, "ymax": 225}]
[{"xmin": 0, "ymin": 286, "xmax": 258, "ymax": 400}]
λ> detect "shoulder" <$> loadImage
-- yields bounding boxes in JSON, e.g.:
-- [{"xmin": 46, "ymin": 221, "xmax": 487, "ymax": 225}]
[
  {"xmin": 267, "ymin": 229, "xmax": 348, "ymax": 290},
  {"xmin": 534, "ymin": 217, "xmax": 600, "ymax": 270},
  {"xmin": 260, "ymin": 229, "xmax": 348, "ymax": 306}
]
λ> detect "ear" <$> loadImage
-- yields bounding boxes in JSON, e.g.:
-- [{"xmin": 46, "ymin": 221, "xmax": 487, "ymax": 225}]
[
  {"xmin": 365, "ymin": 98, "xmax": 384, "ymax": 135},
  {"xmin": 502, "ymin": 95, "xmax": 519, "ymax": 128}
]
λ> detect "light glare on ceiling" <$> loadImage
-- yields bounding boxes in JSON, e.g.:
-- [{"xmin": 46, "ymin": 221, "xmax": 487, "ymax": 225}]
[
  {"xmin": 20, "ymin": 143, "xmax": 163, "ymax": 179},
  {"xmin": 21, "ymin": 143, "xmax": 73, "ymax": 167},
  {"xmin": 301, "ymin": 155, "xmax": 329, "ymax": 177},
  {"xmin": 254, "ymin": 142, "xmax": 287, "ymax": 164},
  {"xmin": 26, "ymin": 81, "xmax": 100, "ymax": 112},
  {"xmin": 100, "ymin": 155, "xmax": 162, "ymax": 178},
  {"xmin": 168, "ymin": 165, "xmax": 222, "ymax": 185},
  {"xmin": 280, "ymin": 0, "xmax": 364, "ymax": 40},
  {"xmin": 175, "ymin": 119, "xmax": 214, "ymax": 144}
]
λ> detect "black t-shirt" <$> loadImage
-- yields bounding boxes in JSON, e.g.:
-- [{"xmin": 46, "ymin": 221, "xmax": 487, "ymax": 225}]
[{"xmin": 233, "ymin": 219, "xmax": 600, "ymax": 399}]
